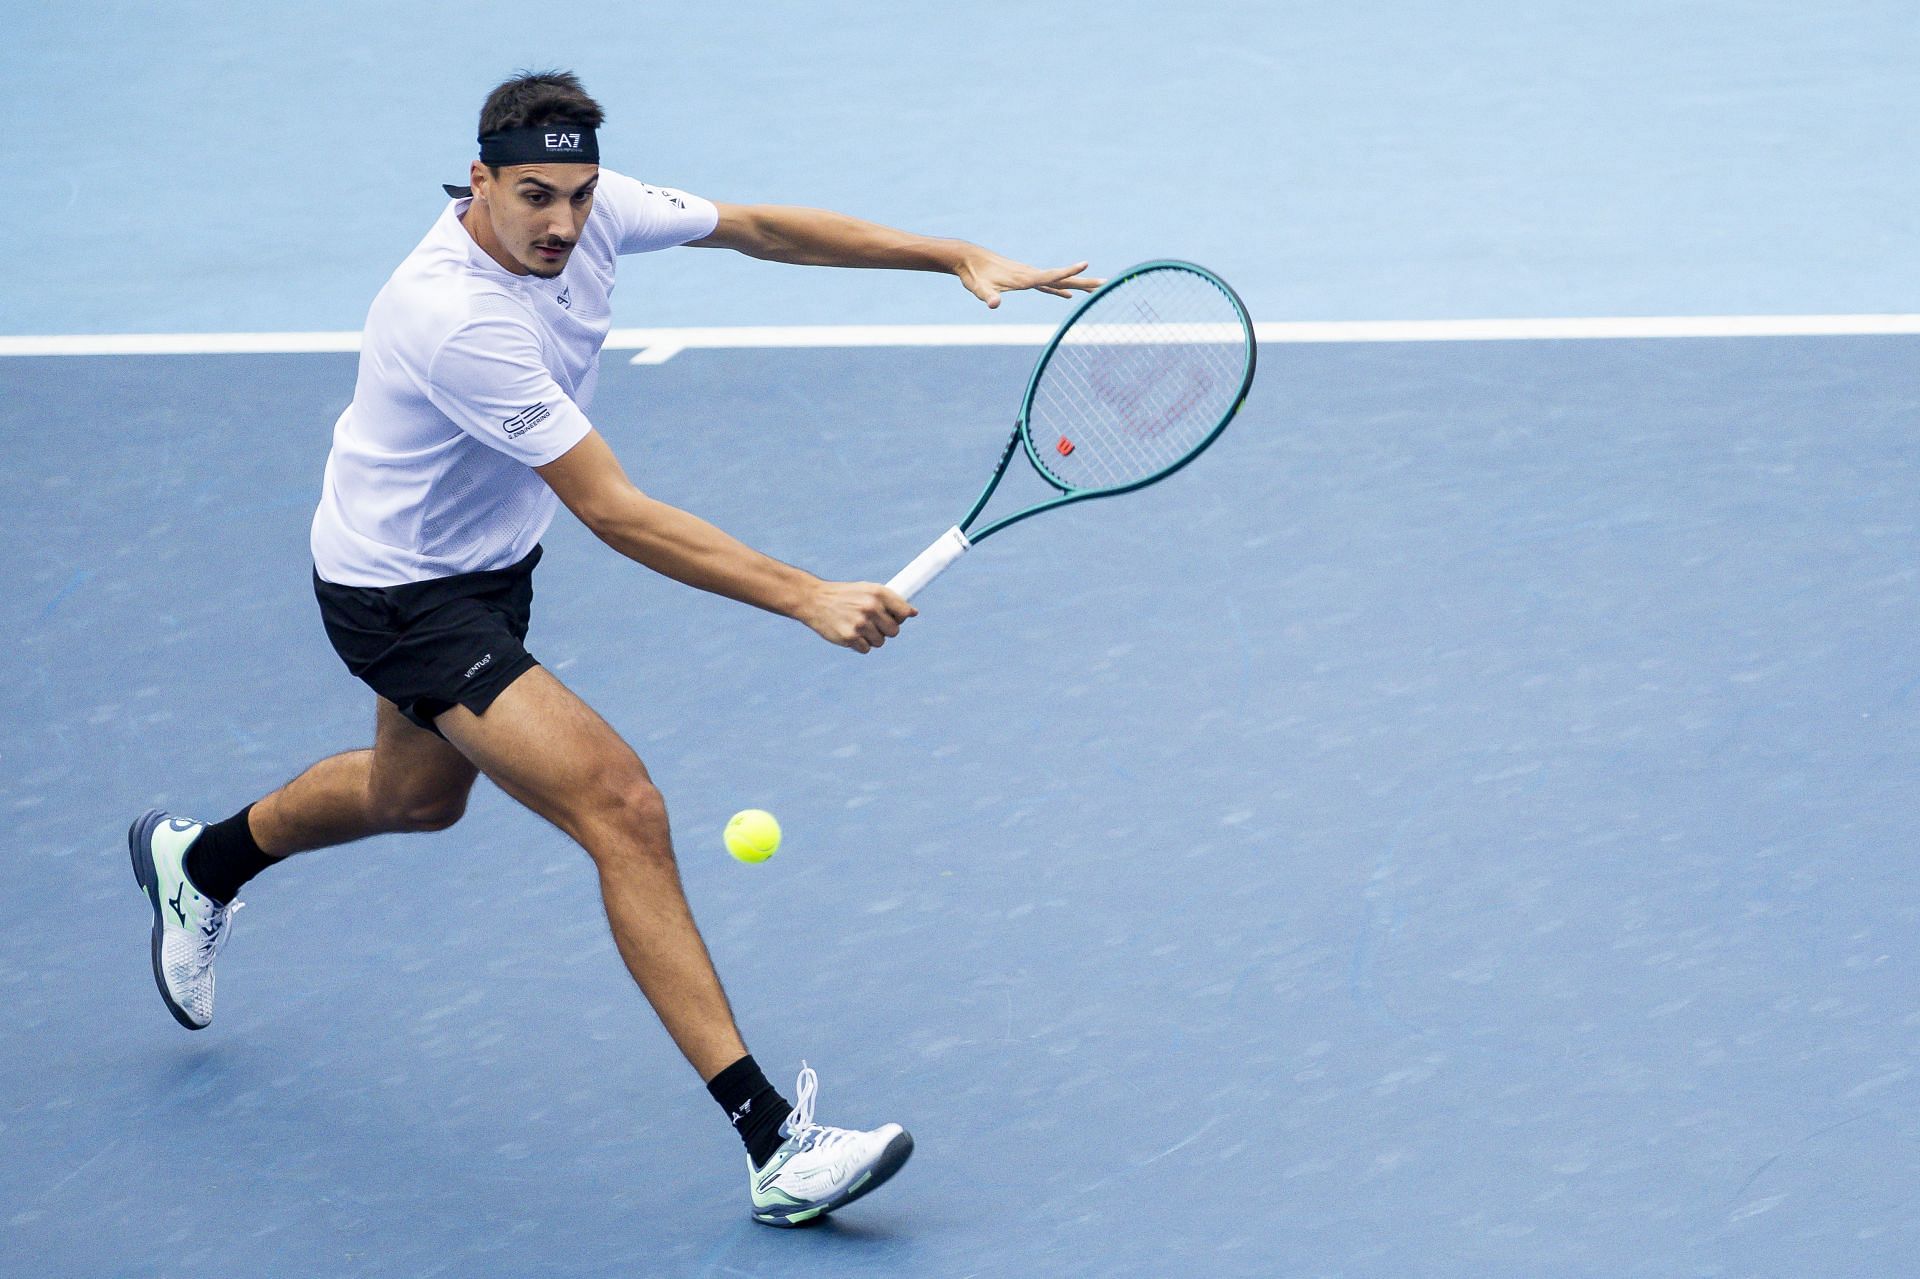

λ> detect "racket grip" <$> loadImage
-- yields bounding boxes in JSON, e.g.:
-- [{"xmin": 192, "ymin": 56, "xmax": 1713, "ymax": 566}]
[{"xmin": 886, "ymin": 526, "xmax": 971, "ymax": 600}]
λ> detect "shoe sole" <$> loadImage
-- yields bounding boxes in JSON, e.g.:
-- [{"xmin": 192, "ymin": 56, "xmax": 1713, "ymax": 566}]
[
  {"xmin": 752, "ymin": 1129, "xmax": 915, "ymax": 1228},
  {"xmin": 128, "ymin": 808, "xmax": 205, "ymax": 1031}
]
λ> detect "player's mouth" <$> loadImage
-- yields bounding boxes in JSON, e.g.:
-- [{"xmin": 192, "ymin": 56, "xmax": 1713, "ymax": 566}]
[{"xmin": 532, "ymin": 242, "xmax": 572, "ymax": 263}]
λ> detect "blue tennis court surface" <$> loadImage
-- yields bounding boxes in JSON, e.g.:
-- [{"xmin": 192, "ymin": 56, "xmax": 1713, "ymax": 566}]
[
  {"xmin": 6, "ymin": 336, "xmax": 1916, "ymax": 1275},
  {"xmin": 9, "ymin": 0, "xmax": 1920, "ymax": 1271}
]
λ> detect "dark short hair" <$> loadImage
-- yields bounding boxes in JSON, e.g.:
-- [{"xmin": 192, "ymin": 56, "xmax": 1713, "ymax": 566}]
[
  {"xmin": 444, "ymin": 70, "xmax": 606, "ymax": 197},
  {"xmin": 478, "ymin": 70, "xmax": 605, "ymax": 137}
]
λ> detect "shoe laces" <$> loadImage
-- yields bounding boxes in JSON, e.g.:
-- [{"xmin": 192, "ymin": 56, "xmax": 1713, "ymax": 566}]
[
  {"xmin": 783, "ymin": 1061, "xmax": 857, "ymax": 1154},
  {"xmin": 196, "ymin": 900, "xmax": 242, "ymax": 970}
]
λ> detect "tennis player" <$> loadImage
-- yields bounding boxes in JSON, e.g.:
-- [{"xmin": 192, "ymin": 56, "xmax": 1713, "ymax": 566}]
[{"xmin": 128, "ymin": 70, "xmax": 1098, "ymax": 1227}]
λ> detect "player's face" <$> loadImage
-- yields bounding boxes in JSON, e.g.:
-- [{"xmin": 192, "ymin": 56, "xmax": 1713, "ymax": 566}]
[{"xmin": 472, "ymin": 163, "xmax": 598, "ymax": 278}]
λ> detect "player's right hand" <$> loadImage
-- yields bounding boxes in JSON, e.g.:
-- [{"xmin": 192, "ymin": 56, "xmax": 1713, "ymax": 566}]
[{"xmin": 800, "ymin": 581, "xmax": 917, "ymax": 653}]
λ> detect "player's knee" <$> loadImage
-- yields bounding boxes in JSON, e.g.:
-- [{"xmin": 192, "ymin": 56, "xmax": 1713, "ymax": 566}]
[
  {"xmin": 581, "ymin": 772, "xmax": 670, "ymax": 853},
  {"xmin": 607, "ymin": 775, "xmax": 669, "ymax": 834},
  {"xmin": 372, "ymin": 789, "xmax": 468, "ymax": 833},
  {"xmin": 403, "ymin": 795, "xmax": 468, "ymax": 832}
]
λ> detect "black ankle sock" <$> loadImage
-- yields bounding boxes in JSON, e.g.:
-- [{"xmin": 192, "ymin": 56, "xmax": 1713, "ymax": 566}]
[
  {"xmin": 707, "ymin": 1054, "xmax": 793, "ymax": 1167},
  {"xmin": 182, "ymin": 804, "xmax": 274, "ymax": 905}
]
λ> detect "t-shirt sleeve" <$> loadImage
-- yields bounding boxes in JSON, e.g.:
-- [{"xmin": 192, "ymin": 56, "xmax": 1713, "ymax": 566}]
[
  {"xmin": 425, "ymin": 314, "xmax": 595, "ymax": 467},
  {"xmin": 593, "ymin": 168, "xmax": 720, "ymax": 255}
]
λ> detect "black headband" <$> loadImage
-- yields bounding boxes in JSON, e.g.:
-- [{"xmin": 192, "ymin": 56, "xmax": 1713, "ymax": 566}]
[
  {"xmin": 478, "ymin": 124, "xmax": 599, "ymax": 166},
  {"xmin": 443, "ymin": 123, "xmax": 601, "ymax": 197}
]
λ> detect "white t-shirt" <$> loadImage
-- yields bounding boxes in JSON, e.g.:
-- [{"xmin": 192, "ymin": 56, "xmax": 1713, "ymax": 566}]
[{"xmin": 310, "ymin": 169, "xmax": 718, "ymax": 586}]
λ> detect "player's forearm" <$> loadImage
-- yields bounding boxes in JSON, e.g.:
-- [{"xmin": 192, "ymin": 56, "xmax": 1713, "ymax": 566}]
[
  {"xmin": 592, "ymin": 491, "xmax": 816, "ymax": 619},
  {"xmin": 731, "ymin": 205, "xmax": 971, "ymax": 273}
]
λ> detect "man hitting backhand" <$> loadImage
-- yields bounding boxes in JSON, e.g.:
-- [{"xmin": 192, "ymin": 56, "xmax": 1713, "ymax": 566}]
[{"xmin": 129, "ymin": 69, "xmax": 1099, "ymax": 1227}]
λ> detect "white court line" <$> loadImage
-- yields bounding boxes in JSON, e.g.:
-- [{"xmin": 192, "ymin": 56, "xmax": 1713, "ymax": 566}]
[{"xmin": 0, "ymin": 315, "xmax": 1916, "ymax": 361}]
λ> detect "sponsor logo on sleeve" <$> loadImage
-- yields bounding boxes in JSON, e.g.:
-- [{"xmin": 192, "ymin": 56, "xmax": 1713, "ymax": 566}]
[
  {"xmin": 503, "ymin": 403, "xmax": 551, "ymax": 438},
  {"xmin": 639, "ymin": 183, "xmax": 688, "ymax": 210}
]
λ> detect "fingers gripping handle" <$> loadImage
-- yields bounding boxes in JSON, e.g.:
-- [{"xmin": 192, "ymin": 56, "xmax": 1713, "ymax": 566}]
[{"xmin": 887, "ymin": 526, "xmax": 971, "ymax": 600}]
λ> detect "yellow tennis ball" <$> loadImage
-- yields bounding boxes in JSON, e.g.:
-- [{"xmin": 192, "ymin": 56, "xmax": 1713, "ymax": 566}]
[{"xmin": 725, "ymin": 809, "xmax": 781, "ymax": 863}]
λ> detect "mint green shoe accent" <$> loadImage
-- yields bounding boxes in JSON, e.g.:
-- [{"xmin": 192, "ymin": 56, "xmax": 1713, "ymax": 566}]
[
  {"xmin": 129, "ymin": 809, "xmax": 241, "ymax": 1030},
  {"xmin": 747, "ymin": 1063, "xmax": 915, "ymax": 1227}
]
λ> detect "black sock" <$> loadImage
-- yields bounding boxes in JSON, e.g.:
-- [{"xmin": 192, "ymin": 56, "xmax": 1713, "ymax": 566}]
[
  {"xmin": 707, "ymin": 1054, "xmax": 793, "ymax": 1167},
  {"xmin": 182, "ymin": 804, "xmax": 275, "ymax": 905}
]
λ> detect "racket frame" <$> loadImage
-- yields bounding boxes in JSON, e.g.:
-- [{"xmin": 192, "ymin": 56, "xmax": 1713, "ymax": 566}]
[{"xmin": 960, "ymin": 259, "xmax": 1257, "ymax": 544}]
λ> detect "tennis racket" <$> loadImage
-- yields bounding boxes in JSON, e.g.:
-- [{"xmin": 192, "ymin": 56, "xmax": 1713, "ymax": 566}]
[{"xmin": 886, "ymin": 259, "xmax": 1257, "ymax": 599}]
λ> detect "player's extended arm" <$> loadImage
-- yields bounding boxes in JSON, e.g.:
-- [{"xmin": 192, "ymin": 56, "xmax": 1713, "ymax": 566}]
[
  {"xmin": 538, "ymin": 430, "xmax": 914, "ymax": 653},
  {"xmin": 687, "ymin": 202, "xmax": 1102, "ymax": 309}
]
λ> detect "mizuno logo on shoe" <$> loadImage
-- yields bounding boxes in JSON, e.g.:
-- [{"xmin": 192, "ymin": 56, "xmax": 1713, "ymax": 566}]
[{"xmin": 169, "ymin": 883, "xmax": 187, "ymax": 927}]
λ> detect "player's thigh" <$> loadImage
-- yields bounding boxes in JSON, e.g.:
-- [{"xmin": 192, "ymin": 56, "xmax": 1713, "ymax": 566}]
[
  {"xmin": 369, "ymin": 697, "xmax": 480, "ymax": 827},
  {"xmin": 434, "ymin": 666, "xmax": 661, "ymax": 842}
]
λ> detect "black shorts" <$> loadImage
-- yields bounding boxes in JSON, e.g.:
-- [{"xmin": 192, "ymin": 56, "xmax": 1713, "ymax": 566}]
[{"xmin": 314, "ymin": 545, "xmax": 543, "ymax": 735}]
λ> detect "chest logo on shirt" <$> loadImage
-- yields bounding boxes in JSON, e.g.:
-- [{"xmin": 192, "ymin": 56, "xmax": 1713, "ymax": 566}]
[
  {"xmin": 503, "ymin": 403, "xmax": 551, "ymax": 439},
  {"xmin": 555, "ymin": 286, "xmax": 571, "ymax": 310}
]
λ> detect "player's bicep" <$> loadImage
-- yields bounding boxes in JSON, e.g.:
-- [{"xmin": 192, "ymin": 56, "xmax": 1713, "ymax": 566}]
[
  {"xmin": 684, "ymin": 201, "xmax": 762, "ymax": 252},
  {"xmin": 536, "ymin": 429, "xmax": 643, "ymax": 533}
]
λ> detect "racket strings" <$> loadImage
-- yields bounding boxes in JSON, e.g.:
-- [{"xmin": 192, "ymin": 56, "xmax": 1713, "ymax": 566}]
[
  {"xmin": 1045, "ymin": 340, "xmax": 1183, "ymax": 488},
  {"xmin": 1027, "ymin": 267, "xmax": 1248, "ymax": 492}
]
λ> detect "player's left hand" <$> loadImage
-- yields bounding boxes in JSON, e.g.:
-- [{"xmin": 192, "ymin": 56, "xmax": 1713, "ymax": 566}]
[{"xmin": 956, "ymin": 252, "xmax": 1103, "ymax": 309}]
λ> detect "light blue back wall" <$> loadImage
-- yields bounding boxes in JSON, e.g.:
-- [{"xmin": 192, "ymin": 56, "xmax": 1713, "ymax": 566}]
[{"xmin": 6, "ymin": 1, "xmax": 1915, "ymax": 333}]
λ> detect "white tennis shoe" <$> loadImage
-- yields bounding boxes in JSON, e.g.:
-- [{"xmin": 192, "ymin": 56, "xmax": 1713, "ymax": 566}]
[
  {"xmin": 128, "ymin": 808, "xmax": 241, "ymax": 1030},
  {"xmin": 748, "ymin": 1063, "xmax": 914, "ymax": 1227}
]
